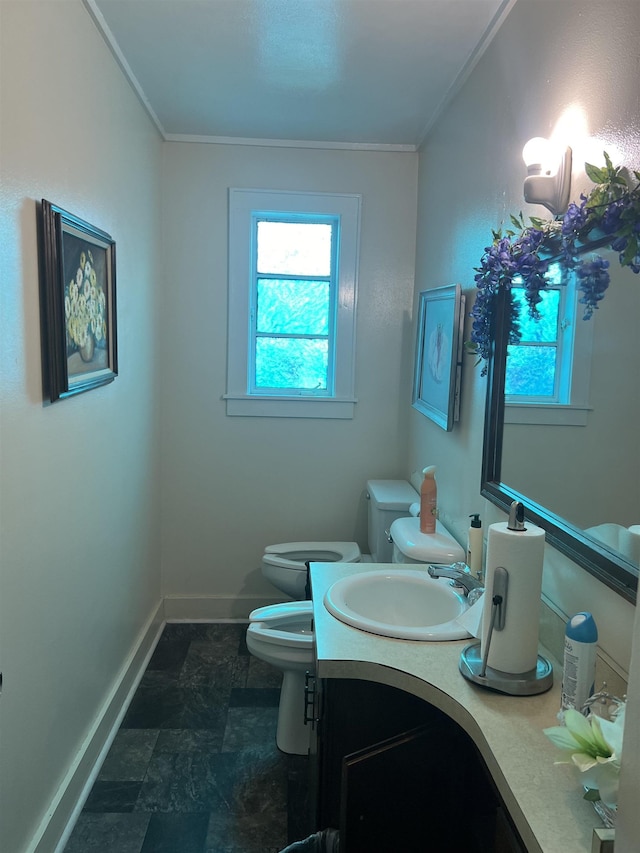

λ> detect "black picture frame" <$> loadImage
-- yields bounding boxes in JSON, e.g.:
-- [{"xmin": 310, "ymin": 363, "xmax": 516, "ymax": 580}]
[
  {"xmin": 38, "ymin": 200, "xmax": 117, "ymax": 402},
  {"xmin": 412, "ymin": 283, "xmax": 465, "ymax": 431}
]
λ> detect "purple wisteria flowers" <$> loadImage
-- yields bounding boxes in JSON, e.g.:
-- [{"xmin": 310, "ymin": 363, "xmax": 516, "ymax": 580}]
[
  {"xmin": 469, "ymin": 152, "xmax": 640, "ymax": 371},
  {"xmin": 576, "ymin": 256, "xmax": 610, "ymax": 319}
]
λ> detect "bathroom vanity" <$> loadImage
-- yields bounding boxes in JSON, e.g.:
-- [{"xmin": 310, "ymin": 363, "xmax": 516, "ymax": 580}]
[
  {"xmin": 308, "ymin": 562, "xmax": 600, "ymax": 853},
  {"xmin": 309, "ymin": 676, "xmax": 527, "ymax": 851}
]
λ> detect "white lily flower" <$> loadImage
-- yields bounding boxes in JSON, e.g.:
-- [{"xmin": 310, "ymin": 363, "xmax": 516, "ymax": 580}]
[{"xmin": 543, "ymin": 706, "xmax": 625, "ymax": 808}]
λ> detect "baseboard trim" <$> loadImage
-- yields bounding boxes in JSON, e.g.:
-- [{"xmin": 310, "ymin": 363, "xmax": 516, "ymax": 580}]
[
  {"xmin": 163, "ymin": 594, "xmax": 290, "ymax": 621},
  {"xmin": 28, "ymin": 600, "xmax": 165, "ymax": 853},
  {"xmin": 29, "ymin": 594, "xmax": 290, "ymax": 853}
]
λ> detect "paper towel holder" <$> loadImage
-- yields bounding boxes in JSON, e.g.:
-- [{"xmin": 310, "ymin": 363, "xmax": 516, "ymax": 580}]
[{"xmin": 459, "ymin": 570, "xmax": 553, "ymax": 695}]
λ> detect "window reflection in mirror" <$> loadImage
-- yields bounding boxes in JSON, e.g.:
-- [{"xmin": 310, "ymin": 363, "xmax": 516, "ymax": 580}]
[{"xmin": 482, "ymin": 248, "xmax": 640, "ymax": 600}]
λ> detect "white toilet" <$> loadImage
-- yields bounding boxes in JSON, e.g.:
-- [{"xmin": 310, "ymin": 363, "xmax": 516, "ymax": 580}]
[
  {"xmin": 247, "ymin": 479, "xmax": 420, "ymax": 754},
  {"xmin": 260, "ymin": 479, "xmax": 421, "ymax": 598},
  {"xmin": 246, "ymin": 601, "xmax": 315, "ymax": 755},
  {"xmin": 262, "ymin": 541, "xmax": 362, "ymax": 600}
]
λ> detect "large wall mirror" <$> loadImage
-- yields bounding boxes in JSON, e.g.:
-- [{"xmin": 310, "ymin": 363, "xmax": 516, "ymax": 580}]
[{"xmin": 481, "ymin": 246, "xmax": 639, "ymax": 604}]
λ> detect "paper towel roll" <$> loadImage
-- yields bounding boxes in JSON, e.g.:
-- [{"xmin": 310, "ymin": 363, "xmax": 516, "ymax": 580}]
[
  {"xmin": 624, "ymin": 525, "xmax": 640, "ymax": 566},
  {"xmin": 481, "ymin": 520, "xmax": 545, "ymax": 674}
]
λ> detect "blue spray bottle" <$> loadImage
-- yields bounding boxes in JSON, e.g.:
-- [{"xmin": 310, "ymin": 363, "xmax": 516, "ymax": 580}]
[{"xmin": 561, "ymin": 612, "xmax": 598, "ymax": 714}]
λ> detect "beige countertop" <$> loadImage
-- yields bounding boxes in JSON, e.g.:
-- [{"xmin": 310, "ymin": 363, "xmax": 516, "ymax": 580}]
[{"xmin": 310, "ymin": 561, "xmax": 600, "ymax": 853}]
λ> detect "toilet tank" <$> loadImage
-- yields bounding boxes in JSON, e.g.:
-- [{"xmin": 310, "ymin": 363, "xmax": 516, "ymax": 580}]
[{"xmin": 366, "ymin": 480, "xmax": 419, "ymax": 562}]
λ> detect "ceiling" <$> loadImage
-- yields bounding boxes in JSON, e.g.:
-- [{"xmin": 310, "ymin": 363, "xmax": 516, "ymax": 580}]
[{"xmin": 86, "ymin": 0, "xmax": 514, "ymax": 149}]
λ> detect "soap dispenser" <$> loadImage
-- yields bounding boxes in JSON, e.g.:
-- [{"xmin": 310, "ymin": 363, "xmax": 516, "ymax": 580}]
[
  {"xmin": 419, "ymin": 466, "xmax": 437, "ymax": 534},
  {"xmin": 467, "ymin": 514, "xmax": 483, "ymax": 579}
]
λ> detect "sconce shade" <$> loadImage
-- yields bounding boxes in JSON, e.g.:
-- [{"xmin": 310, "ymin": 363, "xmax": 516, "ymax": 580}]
[
  {"xmin": 522, "ymin": 137, "xmax": 553, "ymax": 171},
  {"xmin": 522, "ymin": 139, "xmax": 572, "ymax": 216}
]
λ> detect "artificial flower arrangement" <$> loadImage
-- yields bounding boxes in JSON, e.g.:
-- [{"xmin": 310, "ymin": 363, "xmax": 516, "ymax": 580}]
[
  {"xmin": 543, "ymin": 698, "xmax": 626, "ymax": 822},
  {"xmin": 468, "ymin": 152, "xmax": 640, "ymax": 374},
  {"xmin": 64, "ymin": 249, "xmax": 107, "ymax": 361}
]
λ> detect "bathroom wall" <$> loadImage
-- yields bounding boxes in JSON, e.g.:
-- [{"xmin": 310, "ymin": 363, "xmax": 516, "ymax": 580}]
[
  {"xmin": 410, "ymin": 1, "xmax": 639, "ymax": 676},
  {"xmin": 159, "ymin": 143, "xmax": 418, "ymax": 616},
  {"xmin": 413, "ymin": 6, "xmax": 640, "ymax": 835},
  {"xmin": 617, "ymin": 585, "xmax": 640, "ymax": 852},
  {"xmin": 0, "ymin": 3, "xmax": 164, "ymax": 851}
]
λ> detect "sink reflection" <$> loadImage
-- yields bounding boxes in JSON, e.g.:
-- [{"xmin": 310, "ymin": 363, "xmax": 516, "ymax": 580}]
[{"xmin": 323, "ymin": 569, "xmax": 470, "ymax": 641}]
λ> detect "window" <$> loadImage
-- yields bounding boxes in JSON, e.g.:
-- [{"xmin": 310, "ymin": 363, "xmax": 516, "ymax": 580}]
[
  {"xmin": 505, "ymin": 263, "xmax": 594, "ymax": 426},
  {"xmin": 253, "ymin": 218, "xmax": 334, "ymax": 394},
  {"xmin": 226, "ymin": 189, "xmax": 360, "ymax": 418}
]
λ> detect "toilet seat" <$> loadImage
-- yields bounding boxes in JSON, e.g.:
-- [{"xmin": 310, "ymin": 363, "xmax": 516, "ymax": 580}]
[
  {"xmin": 262, "ymin": 541, "xmax": 361, "ymax": 572},
  {"xmin": 248, "ymin": 602, "xmax": 314, "ymax": 647},
  {"xmin": 262, "ymin": 541, "xmax": 362, "ymax": 599}
]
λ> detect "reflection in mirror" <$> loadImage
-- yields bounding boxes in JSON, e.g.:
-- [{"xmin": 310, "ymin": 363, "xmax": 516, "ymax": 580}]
[{"xmin": 482, "ymin": 248, "xmax": 639, "ymax": 604}]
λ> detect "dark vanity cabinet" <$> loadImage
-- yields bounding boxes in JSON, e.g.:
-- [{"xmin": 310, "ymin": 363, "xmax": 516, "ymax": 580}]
[{"xmin": 308, "ymin": 677, "xmax": 526, "ymax": 853}]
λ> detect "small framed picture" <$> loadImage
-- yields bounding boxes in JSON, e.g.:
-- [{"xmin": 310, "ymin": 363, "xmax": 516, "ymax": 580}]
[
  {"xmin": 38, "ymin": 200, "xmax": 117, "ymax": 402},
  {"xmin": 412, "ymin": 283, "xmax": 465, "ymax": 431}
]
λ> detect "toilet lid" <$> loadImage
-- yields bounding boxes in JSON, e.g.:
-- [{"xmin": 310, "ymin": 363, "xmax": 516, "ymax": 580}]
[
  {"xmin": 263, "ymin": 541, "xmax": 361, "ymax": 571},
  {"xmin": 249, "ymin": 601, "xmax": 314, "ymax": 622},
  {"xmin": 390, "ymin": 516, "xmax": 466, "ymax": 563},
  {"xmin": 247, "ymin": 601, "xmax": 314, "ymax": 646},
  {"xmin": 246, "ymin": 621, "xmax": 314, "ymax": 647}
]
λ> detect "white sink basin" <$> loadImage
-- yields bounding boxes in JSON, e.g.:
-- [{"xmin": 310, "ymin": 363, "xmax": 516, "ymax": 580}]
[{"xmin": 323, "ymin": 569, "xmax": 470, "ymax": 641}]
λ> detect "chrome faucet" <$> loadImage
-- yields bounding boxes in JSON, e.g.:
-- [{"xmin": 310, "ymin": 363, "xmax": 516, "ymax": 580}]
[{"xmin": 427, "ymin": 562, "xmax": 484, "ymax": 598}]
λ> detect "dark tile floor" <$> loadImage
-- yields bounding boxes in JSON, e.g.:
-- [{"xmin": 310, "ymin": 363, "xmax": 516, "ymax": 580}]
[{"xmin": 64, "ymin": 623, "xmax": 310, "ymax": 853}]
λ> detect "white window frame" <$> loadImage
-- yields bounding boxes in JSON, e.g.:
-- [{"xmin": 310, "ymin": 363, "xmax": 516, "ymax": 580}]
[
  {"xmin": 505, "ymin": 272, "xmax": 594, "ymax": 427},
  {"xmin": 225, "ymin": 189, "xmax": 360, "ymax": 418}
]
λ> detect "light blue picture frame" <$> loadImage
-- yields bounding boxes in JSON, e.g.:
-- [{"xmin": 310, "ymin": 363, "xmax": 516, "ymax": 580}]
[{"xmin": 412, "ymin": 283, "xmax": 465, "ymax": 431}]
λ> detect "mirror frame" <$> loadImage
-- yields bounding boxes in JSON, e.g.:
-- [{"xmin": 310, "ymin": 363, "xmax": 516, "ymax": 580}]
[{"xmin": 481, "ymin": 285, "xmax": 639, "ymax": 605}]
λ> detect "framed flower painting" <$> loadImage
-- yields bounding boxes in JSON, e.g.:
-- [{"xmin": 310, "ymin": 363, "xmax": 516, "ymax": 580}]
[
  {"xmin": 412, "ymin": 283, "xmax": 465, "ymax": 431},
  {"xmin": 38, "ymin": 200, "xmax": 118, "ymax": 402}
]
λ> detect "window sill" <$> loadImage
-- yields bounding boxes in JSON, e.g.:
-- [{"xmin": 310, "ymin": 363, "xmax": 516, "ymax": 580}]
[
  {"xmin": 504, "ymin": 403, "xmax": 591, "ymax": 426},
  {"xmin": 224, "ymin": 394, "xmax": 356, "ymax": 419}
]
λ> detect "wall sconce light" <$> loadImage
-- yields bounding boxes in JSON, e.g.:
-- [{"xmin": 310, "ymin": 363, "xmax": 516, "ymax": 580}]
[{"xmin": 522, "ymin": 137, "xmax": 572, "ymax": 216}]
